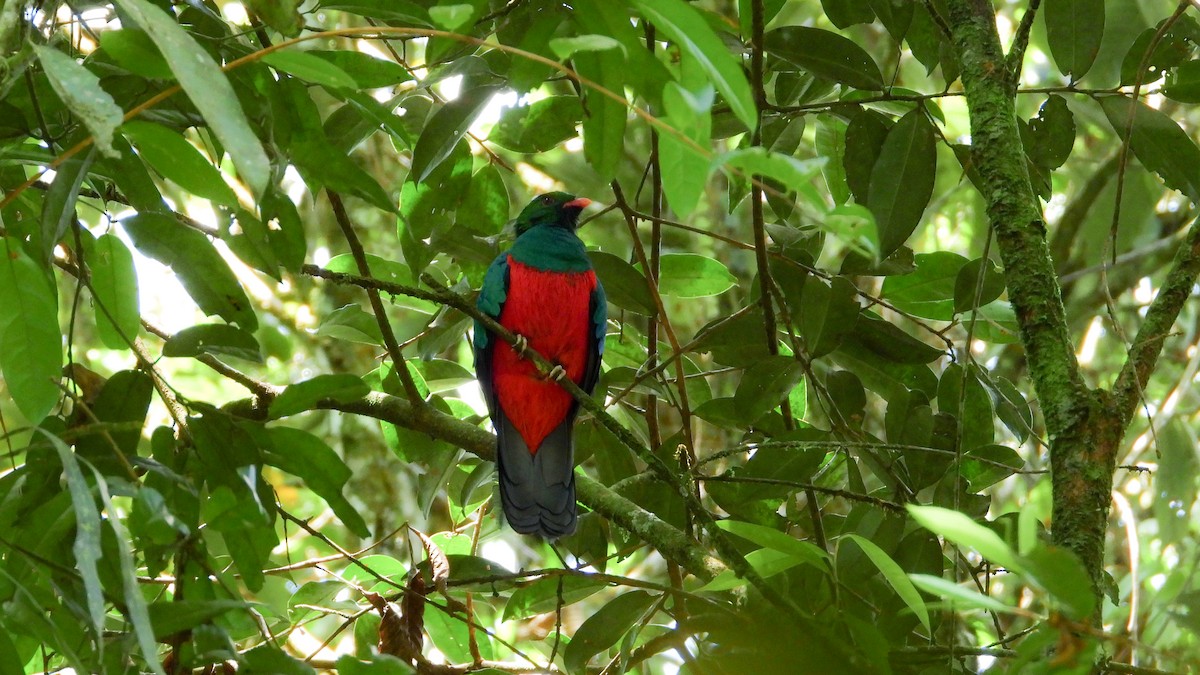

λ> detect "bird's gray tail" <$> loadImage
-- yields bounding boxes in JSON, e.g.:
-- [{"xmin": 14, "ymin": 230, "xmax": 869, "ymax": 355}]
[{"xmin": 496, "ymin": 414, "xmax": 577, "ymax": 538}]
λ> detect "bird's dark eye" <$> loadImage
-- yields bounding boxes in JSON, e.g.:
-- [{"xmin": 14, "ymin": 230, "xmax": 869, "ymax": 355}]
[{"xmin": 541, "ymin": 195, "xmax": 554, "ymax": 205}]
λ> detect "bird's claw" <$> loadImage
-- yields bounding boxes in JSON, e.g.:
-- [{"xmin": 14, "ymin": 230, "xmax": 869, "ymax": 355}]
[
  {"xmin": 512, "ymin": 334, "xmax": 529, "ymax": 357},
  {"xmin": 546, "ymin": 365, "xmax": 566, "ymax": 382}
]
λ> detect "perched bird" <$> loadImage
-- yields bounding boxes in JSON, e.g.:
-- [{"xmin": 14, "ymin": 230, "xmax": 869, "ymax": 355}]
[{"xmin": 474, "ymin": 192, "xmax": 606, "ymax": 538}]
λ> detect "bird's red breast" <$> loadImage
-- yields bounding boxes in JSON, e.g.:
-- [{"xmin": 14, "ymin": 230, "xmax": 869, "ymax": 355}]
[{"xmin": 492, "ymin": 256, "xmax": 597, "ymax": 453}]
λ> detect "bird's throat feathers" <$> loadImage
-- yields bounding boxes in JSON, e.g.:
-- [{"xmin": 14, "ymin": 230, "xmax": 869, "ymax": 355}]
[{"xmin": 509, "ymin": 226, "xmax": 591, "ymax": 273}]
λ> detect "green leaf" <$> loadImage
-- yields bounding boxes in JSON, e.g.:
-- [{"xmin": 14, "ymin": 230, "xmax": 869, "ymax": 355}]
[
  {"xmin": 961, "ymin": 444, "xmax": 1024, "ymax": 491},
  {"xmin": 733, "ymin": 356, "xmax": 805, "ymax": 422},
  {"xmin": 909, "ymin": 574, "xmax": 1018, "ymax": 614},
  {"xmin": 717, "ymin": 147, "xmax": 825, "ymax": 192},
  {"xmin": 122, "ymin": 213, "xmax": 258, "ymax": 331},
  {"xmin": 242, "ymin": 645, "xmax": 316, "ymax": 675},
  {"xmin": 843, "ymin": 534, "xmax": 931, "ymax": 633},
  {"xmin": 1044, "ymin": 0, "xmax": 1105, "ymax": 80},
  {"xmin": 563, "ymin": 591, "xmax": 657, "ymax": 673},
  {"xmin": 1022, "ymin": 545, "xmax": 1096, "ymax": 619},
  {"xmin": 262, "ymin": 50, "xmax": 358, "ymax": 89},
  {"xmin": 99, "ymin": 29, "xmax": 173, "ymax": 79},
  {"xmin": 410, "ymin": 82, "xmax": 503, "ymax": 184},
  {"xmin": 631, "ymin": 0, "xmax": 757, "ymax": 130},
  {"xmin": 575, "ymin": 49, "xmax": 627, "ymax": 180},
  {"xmin": 86, "ymin": 233, "xmax": 140, "ymax": 349},
  {"xmin": 1099, "ymin": 95, "xmax": 1200, "ymax": 204},
  {"xmin": 428, "ymin": 3, "xmax": 476, "ymax": 30},
  {"xmin": 146, "ymin": 600, "xmax": 249, "ymax": 639},
  {"xmin": 503, "ymin": 576, "xmax": 607, "ymax": 621},
  {"xmin": 764, "ymin": 26, "xmax": 884, "ymax": 90},
  {"xmin": 952, "ymin": 257, "xmax": 1006, "ymax": 313},
  {"xmin": 696, "ymin": 548, "xmax": 807, "ymax": 591},
  {"xmin": 37, "ymin": 150, "xmax": 95, "ymax": 264},
  {"xmin": 588, "ymin": 251, "xmax": 655, "ymax": 315},
  {"xmin": 91, "ymin": 470, "xmax": 167, "ymax": 675},
  {"xmin": 848, "ymin": 312, "xmax": 944, "ymax": 365},
  {"xmin": 549, "ymin": 35, "xmax": 623, "ymax": 59},
  {"xmin": 121, "ymin": 121, "xmax": 237, "ymax": 206},
  {"xmin": 656, "ymin": 253, "xmax": 735, "ymax": 298},
  {"xmin": 35, "ymin": 46, "xmax": 123, "ymax": 157},
  {"xmin": 868, "ymin": 108, "xmax": 936, "ymax": 258},
  {"xmin": 488, "ymin": 96, "xmax": 582, "ymax": 153},
  {"xmin": 659, "ymin": 82, "xmax": 713, "ymax": 216},
  {"xmin": 244, "ymin": 0, "xmax": 303, "ymax": 36},
  {"xmin": 1163, "ymin": 60, "xmax": 1200, "ymax": 103},
  {"xmin": 460, "ymin": 165, "xmax": 509, "ymax": 235},
  {"xmin": 798, "ymin": 277, "xmax": 859, "ymax": 358},
  {"xmin": 716, "ymin": 520, "xmax": 828, "ymax": 567},
  {"xmin": 881, "ymin": 252, "xmax": 968, "ymax": 320},
  {"xmin": 0, "ymin": 239, "xmax": 62, "ymax": 422},
  {"xmin": 817, "ymin": 116, "xmax": 851, "ymax": 204},
  {"xmin": 907, "ymin": 505, "xmax": 1021, "ymax": 571},
  {"xmin": 112, "ymin": 0, "xmax": 271, "ymax": 195},
  {"xmin": 1023, "ymin": 95, "xmax": 1075, "ymax": 171},
  {"xmin": 271, "ymin": 374, "xmax": 371, "ymax": 418},
  {"xmin": 308, "ymin": 50, "xmax": 413, "ymax": 89},
  {"xmin": 39, "ymin": 430, "xmax": 106, "ymax": 654},
  {"xmin": 316, "ymin": 304, "xmax": 384, "ymax": 345},
  {"xmin": 163, "ymin": 324, "xmax": 263, "ymax": 362},
  {"xmin": 843, "ymin": 109, "xmax": 891, "ymax": 204}
]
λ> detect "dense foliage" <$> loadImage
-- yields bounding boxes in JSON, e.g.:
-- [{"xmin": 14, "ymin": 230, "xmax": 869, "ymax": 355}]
[{"xmin": 1, "ymin": 0, "xmax": 1199, "ymax": 673}]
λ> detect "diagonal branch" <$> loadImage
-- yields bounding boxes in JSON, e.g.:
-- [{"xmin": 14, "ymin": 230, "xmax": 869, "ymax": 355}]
[
  {"xmin": 326, "ymin": 191, "xmax": 425, "ymax": 403},
  {"xmin": 1112, "ymin": 217, "xmax": 1200, "ymax": 426}
]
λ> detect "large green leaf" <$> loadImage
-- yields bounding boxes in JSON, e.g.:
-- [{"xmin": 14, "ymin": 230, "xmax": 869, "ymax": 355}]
[
  {"xmin": 631, "ymin": 0, "xmax": 757, "ymax": 130},
  {"xmin": 843, "ymin": 534, "xmax": 931, "ymax": 633},
  {"xmin": 909, "ymin": 574, "xmax": 1018, "ymax": 614},
  {"xmin": 35, "ymin": 46, "xmax": 123, "ymax": 157},
  {"xmin": 881, "ymin": 252, "xmax": 969, "ymax": 321},
  {"xmin": 733, "ymin": 355, "xmax": 805, "ymax": 422},
  {"xmin": 261, "ymin": 50, "xmax": 357, "ymax": 89},
  {"xmin": 40, "ymin": 431, "xmax": 107, "ymax": 656},
  {"xmin": 488, "ymin": 96, "xmax": 582, "ymax": 153},
  {"xmin": 798, "ymin": 277, "xmax": 860, "ymax": 357},
  {"xmin": 410, "ymin": 82, "xmax": 503, "ymax": 184},
  {"xmin": 563, "ymin": 591, "xmax": 657, "ymax": 673},
  {"xmin": 86, "ymin": 233, "xmax": 140, "ymax": 350},
  {"xmin": 502, "ymin": 576, "xmax": 607, "ymax": 621},
  {"xmin": 121, "ymin": 121, "xmax": 237, "ymax": 206},
  {"xmin": 261, "ymin": 427, "xmax": 370, "ymax": 537},
  {"xmin": 659, "ymin": 82, "xmax": 713, "ymax": 217},
  {"xmin": 37, "ymin": 149, "xmax": 95, "ymax": 265},
  {"xmin": 588, "ymin": 251, "xmax": 655, "ymax": 315},
  {"xmin": 575, "ymin": 48, "xmax": 627, "ymax": 180},
  {"xmin": 868, "ymin": 108, "xmax": 936, "ymax": 258},
  {"xmin": 308, "ymin": 50, "xmax": 413, "ymax": 89},
  {"xmin": 270, "ymin": 374, "xmax": 371, "ymax": 418},
  {"xmin": 1100, "ymin": 95, "xmax": 1200, "ymax": 203},
  {"xmin": 907, "ymin": 505, "xmax": 1021, "ymax": 572},
  {"xmin": 0, "ymin": 240, "xmax": 62, "ymax": 422},
  {"xmin": 112, "ymin": 0, "xmax": 271, "ymax": 195},
  {"xmin": 764, "ymin": 26, "xmax": 884, "ymax": 90},
  {"xmin": 121, "ymin": 213, "xmax": 258, "ymax": 331},
  {"xmin": 1044, "ymin": 0, "xmax": 1105, "ymax": 80},
  {"xmin": 656, "ymin": 253, "xmax": 736, "ymax": 298},
  {"xmin": 163, "ymin": 324, "xmax": 263, "ymax": 362}
]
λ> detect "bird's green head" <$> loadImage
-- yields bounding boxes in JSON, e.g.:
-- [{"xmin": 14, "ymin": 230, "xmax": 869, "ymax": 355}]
[{"xmin": 514, "ymin": 192, "xmax": 592, "ymax": 236}]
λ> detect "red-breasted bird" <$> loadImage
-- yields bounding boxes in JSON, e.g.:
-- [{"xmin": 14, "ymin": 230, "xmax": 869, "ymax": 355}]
[{"xmin": 474, "ymin": 192, "xmax": 606, "ymax": 538}]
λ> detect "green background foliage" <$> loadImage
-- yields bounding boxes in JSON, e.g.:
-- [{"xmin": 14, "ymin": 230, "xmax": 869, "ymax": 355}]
[{"xmin": 1, "ymin": 0, "xmax": 1199, "ymax": 673}]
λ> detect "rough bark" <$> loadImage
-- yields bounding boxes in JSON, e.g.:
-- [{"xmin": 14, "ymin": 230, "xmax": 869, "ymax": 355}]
[{"xmin": 945, "ymin": 0, "xmax": 1110, "ymax": 606}]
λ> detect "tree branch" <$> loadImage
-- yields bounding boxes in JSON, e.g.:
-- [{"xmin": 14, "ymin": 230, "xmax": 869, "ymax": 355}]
[
  {"xmin": 1112, "ymin": 217, "xmax": 1200, "ymax": 425},
  {"xmin": 326, "ymin": 191, "xmax": 425, "ymax": 403},
  {"xmin": 323, "ymin": 392, "xmax": 725, "ymax": 580}
]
